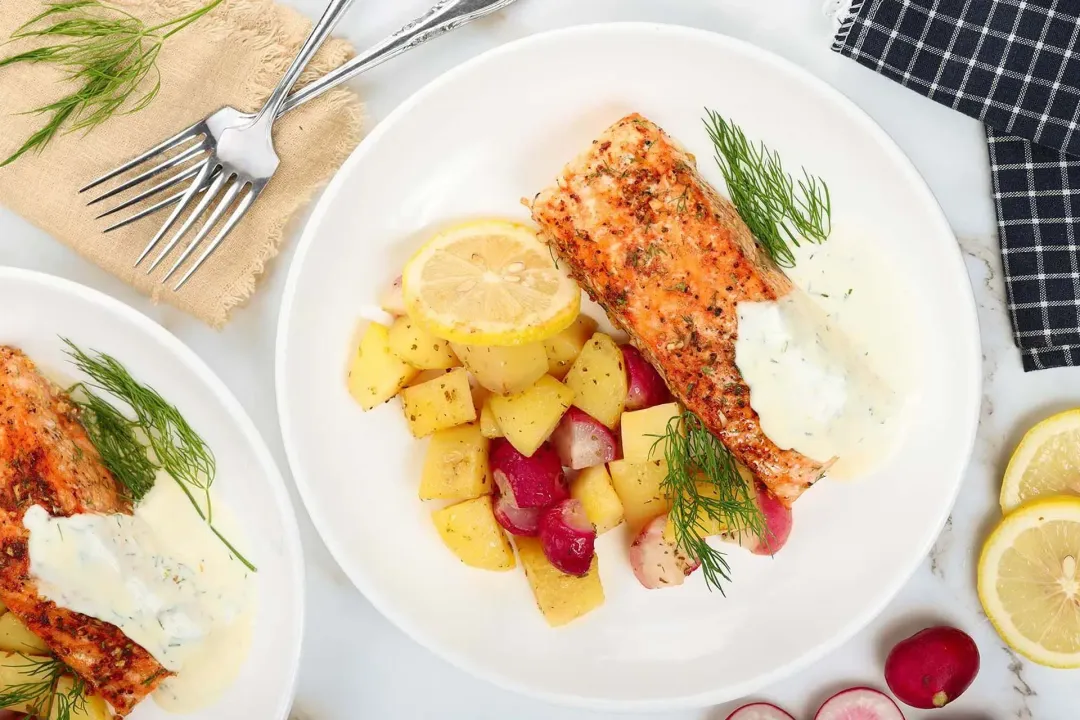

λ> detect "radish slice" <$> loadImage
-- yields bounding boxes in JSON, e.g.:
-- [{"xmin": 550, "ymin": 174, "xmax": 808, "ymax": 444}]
[
  {"xmin": 622, "ymin": 344, "xmax": 671, "ymax": 411},
  {"xmin": 380, "ymin": 275, "xmax": 406, "ymax": 316},
  {"xmin": 539, "ymin": 499, "xmax": 596, "ymax": 576},
  {"xmin": 493, "ymin": 493, "xmax": 542, "ymax": 536},
  {"xmin": 629, "ymin": 514, "xmax": 700, "ymax": 589},
  {"xmin": 550, "ymin": 407, "xmax": 620, "ymax": 469},
  {"xmin": 814, "ymin": 687, "xmax": 905, "ymax": 720},
  {"xmin": 726, "ymin": 703, "xmax": 795, "ymax": 720},
  {"xmin": 490, "ymin": 439, "xmax": 567, "ymax": 509}
]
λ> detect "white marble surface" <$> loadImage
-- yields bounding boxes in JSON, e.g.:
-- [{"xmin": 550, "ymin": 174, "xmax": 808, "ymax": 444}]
[{"xmin": 1, "ymin": 0, "xmax": 1076, "ymax": 717}]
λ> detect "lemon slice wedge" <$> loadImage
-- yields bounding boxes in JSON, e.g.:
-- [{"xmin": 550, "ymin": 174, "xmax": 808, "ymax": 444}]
[
  {"xmin": 979, "ymin": 496, "xmax": 1080, "ymax": 667},
  {"xmin": 402, "ymin": 220, "xmax": 580, "ymax": 346},
  {"xmin": 1001, "ymin": 409, "xmax": 1080, "ymax": 513}
]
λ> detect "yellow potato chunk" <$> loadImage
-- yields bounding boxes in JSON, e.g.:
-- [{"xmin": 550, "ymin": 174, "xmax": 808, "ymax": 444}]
[
  {"xmin": 55, "ymin": 675, "xmax": 111, "ymax": 720},
  {"xmin": 608, "ymin": 459, "xmax": 672, "ymax": 530},
  {"xmin": 516, "ymin": 537, "xmax": 604, "ymax": 627},
  {"xmin": 544, "ymin": 314, "xmax": 599, "ymax": 379},
  {"xmin": 663, "ymin": 481, "xmax": 725, "ymax": 544},
  {"xmin": 489, "ymin": 375, "xmax": 574, "ymax": 456},
  {"xmin": 347, "ymin": 322, "xmax": 419, "ymax": 411},
  {"xmin": 451, "ymin": 342, "xmax": 548, "ymax": 395},
  {"xmin": 419, "ymin": 423, "xmax": 490, "ymax": 501},
  {"xmin": 388, "ymin": 316, "xmax": 460, "ymax": 369},
  {"xmin": 621, "ymin": 402, "xmax": 682, "ymax": 463},
  {"xmin": 563, "ymin": 333, "xmax": 627, "ymax": 428},
  {"xmin": 0, "ymin": 652, "xmax": 51, "ymax": 712},
  {"xmin": 400, "ymin": 367, "xmax": 477, "ymax": 437},
  {"xmin": 570, "ymin": 465, "xmax": 624, "ymax": 534},
  {"xmin": 479, "ymin": 398, "xmax": 504, "ymax": 439},
  {"xmin": 431, "ymin": 496, "xmax": 515, "ymax": 571},
  {"xmin": 0, "ymin": 612, "xmax": 47, "ymax": 654}
]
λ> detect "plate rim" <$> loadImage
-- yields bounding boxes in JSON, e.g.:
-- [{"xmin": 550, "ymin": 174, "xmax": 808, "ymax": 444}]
[
  {"xmin": 275, "ymin": 21, "xmax": 982, "ymax": 710},
  {"xmin": 0, "ymin": 266, "xmax": 307, "ymax": 720}
]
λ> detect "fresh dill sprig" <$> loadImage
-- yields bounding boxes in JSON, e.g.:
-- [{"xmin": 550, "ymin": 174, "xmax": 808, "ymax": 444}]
[
  {"xmin": 0, "ymin": 0, "xmax": 224, "ymax": 166},
  {"xmin": 0, "ymin": 654, "xmax": 87, "ymax": 720},
  {"xmin": 703, "ymin": 109, "xmax": 832, "ymax": 268},
  {"xmin": 653, "ymin": 409, "xmax": 766, "ymax": 593},
  {"xmin": 63, "ymin": 339, "xmax": 256, "ymax": 572}
]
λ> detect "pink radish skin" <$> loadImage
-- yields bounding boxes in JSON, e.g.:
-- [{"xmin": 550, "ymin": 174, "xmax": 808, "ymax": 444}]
[
  {"xmin": 726, "ymin": 483, "xmax": 793, "ymax": 556},
  {"xmin": 380, "ymin": 275, "xmax": 406, "ymax": 316},
  {"xmin": 550, "ymin": 407, "xmax": 620, "ymax": 469},
  {"xmin": 539, "ymin": 499, "xmax": 596, "ymax": 576},
  {"xmin": 493, "ymin": 493, "xmax": 542, "ymax": 536},
  {"xmin": 814, "ymin": 687, "xmax": 905, "ymax": 720},
  {"xmin": 622, "ymin": 345, "xmax": 671, "ymax": 411},
  {"xmin": 490, "ymin": 439, "xmax": 567, "ymax": 509},
  {"xmin": 885, "ymin": 626, "xmax": 980, "ymax": 709},
  {"xmin": 725, "ymin": 703, "xmax": 795, "ymax": 720},
  {"xmin": 629, "ymin": 514, "xmax": 701, "ymax": 589}
]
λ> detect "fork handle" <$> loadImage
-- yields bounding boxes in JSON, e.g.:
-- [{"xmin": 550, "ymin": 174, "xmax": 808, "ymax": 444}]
[
  {"xmin": 278, "ymin": 0, "xmax": 516, "ymax": 116},
  {"xmin": 254, "ymin": 0, "xmax": 359, "ymax": 124}
]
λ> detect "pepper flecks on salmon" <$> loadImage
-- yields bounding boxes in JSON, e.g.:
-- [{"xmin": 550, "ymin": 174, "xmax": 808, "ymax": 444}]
[{"xmin": 530, "ymin": 114, "xmax": 830, "ymax": 504}]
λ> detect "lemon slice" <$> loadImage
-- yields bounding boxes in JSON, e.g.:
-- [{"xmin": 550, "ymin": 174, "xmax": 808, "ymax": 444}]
[
  {"xmin": 1001, "ymin": 409, "xmax": 1080, "ymax": 513},
  {"xmin": 402, "ymin": 220, "xmax": 580, "ymax": 346},
  {"xmin": 979, "ymin": 496, "xmax": 1080, "ymax": 667}
]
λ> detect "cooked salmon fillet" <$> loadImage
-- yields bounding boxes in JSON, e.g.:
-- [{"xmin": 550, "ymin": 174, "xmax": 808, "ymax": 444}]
[
  {"xmin": 0, "ymin": 347, "xmax": 167, "ymax": 716},
  {"xmin": 531, "ymin": 114, "xmax": 829, "ymax": 504}
]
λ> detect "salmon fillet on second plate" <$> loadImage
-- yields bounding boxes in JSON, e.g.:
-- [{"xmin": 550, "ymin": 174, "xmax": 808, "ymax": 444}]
[
  {"xmin": 531, "ymin": 114, "xmax": 830, "ymax": 504},
  {"xmin": 0, "ymin": 347, "xmax": 167, "ymax": 716}
]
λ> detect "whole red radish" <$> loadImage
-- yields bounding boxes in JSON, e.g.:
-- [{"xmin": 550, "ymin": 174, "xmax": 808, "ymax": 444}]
[
  {"xmin": 814, "ymin": 687, "xmax": 904, "ymax": 720},
  {"xmin": 629, "ymin": 514, "xmax": 700, "ymax": 589},
  {"xmin": 622, "ymin": 345, "xmax": 671, "ymax": 411},
  {"xmin": 550, "ymin": 407, "xmax": 620, "ymax": 469},
  {"xmin": 885, "ymin": 626, "xmax": 979, "ymax": 709},
  {"xmin": 492, "ymin": 493, "xmax": 542, "ymax": 536},
  {"xmin": 539, "ymin": 499, "xmax": 596, "ymax": 576},
  {"xmin": 490, "ymin": 439, "xmax": 567, "ymax": 509},
  {"xmin": 725, "ymin": 702, "xmax": 794, "ymax": 720},
  {"xmin": 725, "ymin": 483, "xmax": 792, "ymax": 556}
]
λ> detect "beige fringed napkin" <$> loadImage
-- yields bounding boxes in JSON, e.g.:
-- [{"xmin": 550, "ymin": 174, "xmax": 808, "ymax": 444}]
[{"xmin": 0, "ymin": 0, "xmax": 363, "ymax": 326}]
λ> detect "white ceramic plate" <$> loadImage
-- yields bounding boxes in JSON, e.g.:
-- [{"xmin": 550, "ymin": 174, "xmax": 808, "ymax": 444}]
[
  {"xmin": 0, "ymin": 268, "xmax": 304, "ymax": 720},
  {"xmin": 276, "ymin": 23, "xmax": 980, "ymax": 710}
]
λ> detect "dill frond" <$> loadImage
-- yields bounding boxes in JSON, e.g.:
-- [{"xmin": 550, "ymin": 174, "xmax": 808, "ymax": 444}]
[{"xmin": 0, "ymin": 654, "xmax": 88, "ymax": 720}]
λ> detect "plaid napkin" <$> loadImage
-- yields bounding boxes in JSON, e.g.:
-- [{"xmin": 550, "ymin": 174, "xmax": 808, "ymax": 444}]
[{"xmin": 830, "ymin": 0, "xmax": 1080, "ymax": 370}]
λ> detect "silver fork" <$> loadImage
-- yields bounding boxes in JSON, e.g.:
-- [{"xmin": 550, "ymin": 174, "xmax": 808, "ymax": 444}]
[{"xmin": 80, "ymin": 0, "xmax": 521, "ymax": 290}]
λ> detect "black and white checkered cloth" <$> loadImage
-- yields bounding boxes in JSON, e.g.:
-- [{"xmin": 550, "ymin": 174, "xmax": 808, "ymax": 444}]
[{"xmin": 831, "ymin": 0, "xmax": 1080, "ymax": 371}]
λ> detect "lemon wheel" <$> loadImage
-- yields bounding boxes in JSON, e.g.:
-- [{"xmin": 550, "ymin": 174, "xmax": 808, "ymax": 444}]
[{"xmin": 1001, "ymin": 409, "xmax": 1080, "ymax": 513}]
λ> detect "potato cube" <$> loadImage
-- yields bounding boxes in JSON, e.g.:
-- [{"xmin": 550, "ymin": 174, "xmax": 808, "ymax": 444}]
[
  {"xmin": 419, "ymin": 423, "xmax": 490, "ymax": 501},
  {"xmin": 431, "ymin": 496, "xmax": 515, "ymax": 571},
  {"xmin": 479, "ymin": 398, "xmax": 504, "ymax": 439},
  {"xmin": 570, "ymin": 465, "xmax": 624, "ymax": 534},
  {"xmin": 621, "ymin": 402, "xmax": 682, "ymax": 463},
  {"xmin": 0, "ymin": 652, "xmax": 51, "ymax": 712},
  {"xmin": 544, "ymin": 315, "xmax": 599, "ymax": 379},
  {"xmin": 563, "ymin": 333, "xmax": 627, "ymax": 428},
  {"xmin": 608, "ymin": 459, "xmax": 672, "ymax": 530},
  {"xmin": 489, "ymin": 375, "xmax": 574, "ymax": 456},
  {"xmin": 516, "ymin": 537, "xmax": 604, "ymax": 627},
  {"xmin": 0, "ymin": 613, "xmax": 47, "ymax": 654},
  {"xmin": 400, "ymin": 367, "xmax": 476, "ymax": 437},
  {"xmin": 451, "ymin": 342, "xmax": 548, "ymax": 395},
  {"xmin": 388, "ymin": 317, "xmax": 460, "ymax": 370},
  {"xmin": 55, "ymin": 675, "xmax": 111, "ymax": 720},
  {"xmin": 347, "ymin": 322, "xmax": 419, "ymax": 411}
]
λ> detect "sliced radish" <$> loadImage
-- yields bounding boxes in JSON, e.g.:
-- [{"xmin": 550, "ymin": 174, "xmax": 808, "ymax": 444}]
[
  {"xmin": 726, "ymin": 482, "xmax": 793, "ymax": 556},
  {"xmin": 539, "ymin": 499, "xmax": 596, "ymax": 576},
  {"xmin": 885, "ymin": 626, "xmax": 979, "ymax": 709},
  {"xmin": 814, "ymin": 687, "xmax": 905, "ymax": 720},
  {"xmin": 629, "ymin": 514, "xmax": 700, "ymax": 589},
  {"xmin": 726, "ymin": 703, "xmax": 795, "ymax": 720},
  {"xmin": 493, "ymin": 493, "xmax": 542, "ymax": 536},
  {"xmin": 622, "ymin": 344, "xmax": 671, "ymax": 411},
  {"xmin": 550, "ymin": 407, "xmax": 620, "ymax": 469},
  {"xmin": 380, "ymin": 275, "xmax": 406, "ymax": 316},
  {"xmin": 490, "ymin": 439, "xmax": 567, "ymax": 509}
]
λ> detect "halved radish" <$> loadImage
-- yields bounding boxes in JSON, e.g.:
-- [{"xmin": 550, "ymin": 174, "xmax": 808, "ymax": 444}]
[
  {"xmin": 490, "ymin": 439, "xmax": 567, "ymax": 509},
  {"xmin": 493, "ymin": 493, "xmax": 542, "ymax": 536},
  {"xmin": 629, "ymin": 514, "xmax": 700, "ymax": 589},
  {"xmin": 885, "ymin": 626, "xmax": 979, "ymax": 708},
  {"xmin": 726, "ymin": 703, "xmax": 795, "ymax": 720},
  {"xmin": 725, "ymin": 482, "xmax": 792, "ymax": 556},
  {"xmin": 622, "ymin": 344, "xmax": 671, "ymax": 411},
  {"xmin": 539, "ymin": 499, "xmax": 596, "ymax": 576},
  {"xmin": 814, "ymin": 687, "xmax": 905, "ymax": 720},
  {"xmin": 380, "ymin": 275, "xmax": 406, "ymax": 316},
  {"xmin": 550, "ymin": 407, "xmax": 620, "ymax": 469}
]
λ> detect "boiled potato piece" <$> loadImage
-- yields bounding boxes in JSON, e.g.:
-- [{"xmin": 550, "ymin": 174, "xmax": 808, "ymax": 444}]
[
  {"xmin": 388, "ymin": 317, "xmax": 460, "ymax": 370},
  {"xmin": 563, "ymin": 333, "xmax": 627, "ymax": 428},
  {"xmin": 0, "ymin": 612, "xmax": 47, "ymax": 653},
  {"xmin": 400, "ymin": 367, "xmax": 476, "ymax": 437},
  {"xmin": 516, "ymin": 537, "xmax": 604, "ymax": 627},
  {"xmin": 479, "ymin": 398, "xmax": 503, "ymax": 439},
  {"xmin": 0, "ymin": 652, "xmax": 51, "ymax": 712},
  {"xmin": 431, "ymin": 496, "xmax": 515, "ymax": 571},
  {"xmin": 347, "ymin": 322, "xmax": 419, "ymax": 411},
  {"xmin": 570, "ymin": 465, "xmax": 624, "ymax": 534},
  {"xmin": 621, "ymin": 402, "xmax": 682, "ymax": 463},
  {"xmin": 54, "ymin": 676, "xmax": 111, "ymax": 720},
  {"xmin": 489, "ymin": 375, "xmax": 574, "ymax": 457},
  {"xmin": 419, "ymin": 423, "xmax": 490, "ymax": 501},
  {"xmin": 663, "ymin": 481, "xmax": 725, "ymax": 543},
  {"xmin": 544, "ymin": 315, "xmax": 598, "ymax": 379},
  {"xmin": 451, "ymin": 342, "xmax": 548, "ymax": 395},
  {"xmin": 608, "ymin": 459, "xmax": 672, "ymax": 530}
]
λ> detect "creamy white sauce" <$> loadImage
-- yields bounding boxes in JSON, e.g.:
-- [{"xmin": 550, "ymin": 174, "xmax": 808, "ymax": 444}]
[
  {"xmin": 735, "ymin": 227, "xmax": 917, "ymax": 479},
  {"xmin": 23, "ymin": 475, "xmax": 254, "ymax": 713}
]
